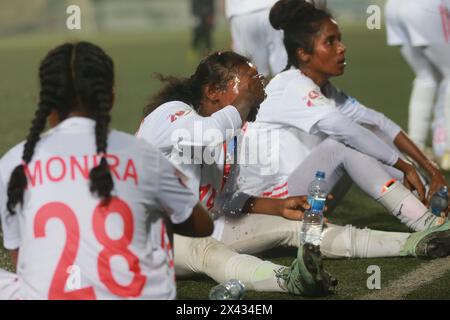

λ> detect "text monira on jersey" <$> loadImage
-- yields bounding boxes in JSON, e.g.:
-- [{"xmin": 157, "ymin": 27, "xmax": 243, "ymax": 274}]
[{"xmin": 23, "ymin": 154, "xmax": 139, "ymax": 187}]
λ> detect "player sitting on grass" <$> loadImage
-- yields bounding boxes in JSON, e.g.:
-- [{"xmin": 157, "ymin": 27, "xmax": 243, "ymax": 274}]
[
  {"xmin": 0, "ymin": 41, "xmax": 214, "ymax": 300},
  {"xmin": 137, "ymin": 51, "xmax": 337, "ymax": 297},
  {"xmin": 227, "ymin": 0, "xmax": 450, "ymax": 260},
  {"xmin": 137, "ymin": 50, "xmax": 450, "ymax": 298}
]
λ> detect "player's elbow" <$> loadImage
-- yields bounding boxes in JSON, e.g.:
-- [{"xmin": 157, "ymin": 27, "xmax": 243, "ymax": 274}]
[{"xmin": 173, "ymin": 203, "xmax": 214, "ymax": 237}]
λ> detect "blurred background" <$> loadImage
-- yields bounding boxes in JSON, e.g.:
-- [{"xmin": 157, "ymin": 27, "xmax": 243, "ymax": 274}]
[
  {"xmin": 0, "ymin": 0, "xmax": 408, "ymax": 155},
  {"xmin": 0, "ymin": 0, "xmax": 386, "ymax": 34}
]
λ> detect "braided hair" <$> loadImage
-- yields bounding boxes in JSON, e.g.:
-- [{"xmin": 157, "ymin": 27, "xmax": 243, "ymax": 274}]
[
  {"xmin": 269, "ymin": 0, "xmax": 333, "ymax": 69},
  {"xmin": 7, "ymin": 41, "xmax": 115, "ymax": 214},
  {"xmin": 143, "ymin": 51, "xmax": 250, "ymax": 117}
]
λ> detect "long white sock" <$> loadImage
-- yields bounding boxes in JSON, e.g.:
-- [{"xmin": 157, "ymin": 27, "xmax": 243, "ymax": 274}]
[
  {"xmin": 407, "ymin": 79, "xmax": 437, "ymax": 149},
  {"xmin": 321, "ymin": 224, "xmax": 410, "ymax": 258},
  {"xmin": 377, "ymin": 181, "xmax": 437, "ymax": 231},
  {"xmin": 184, "ymin": 236, "xmax": 288, "ymax": 292},
  {"xmin": 400, "ymin": 45, "xmax": 438, "ymax": 150},
  {"xmin": 225, "ymin": 255, "xmax": 287, "ymax": 292}
]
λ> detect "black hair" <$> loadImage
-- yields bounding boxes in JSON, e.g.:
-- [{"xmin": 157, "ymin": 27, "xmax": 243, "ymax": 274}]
[
  {"xmin": 269, "ymin": 0, "xmax": 333, "ymax": 69},
  {"xmin": 143, "ymin": 51, "xmax": 250, "ymax": 117},
  {"xmin": 7, "ymin": 41, "xmax": 115, "ymax": 214}
]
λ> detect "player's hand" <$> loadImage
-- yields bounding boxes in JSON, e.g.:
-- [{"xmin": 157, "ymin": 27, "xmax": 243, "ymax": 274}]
[
  {"xmin": 279, "ymin": 196, "xmax": 310, "ymax": 220},
  {"xmin": 426, "ymin": 170, "xmax": 449, "ymax": 209},
  {"xmin": 402, "ymin": 164, "xmax": 426, "ymax": 202},
  {"xmin": 231, "ymin": 73, "xmax": 266, "ymax": 120},
  {"xmin": 279, "ymin": 195, "xmax": 332, "ymax": 223}
]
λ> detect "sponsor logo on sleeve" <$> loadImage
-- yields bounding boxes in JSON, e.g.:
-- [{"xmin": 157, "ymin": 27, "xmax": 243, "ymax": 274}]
[
  {"xmin": 167, "ymin": 109, "xmax": 192, "ymax": 123},
  {"xmin": 303, "ymin": 90, "xmax": 326, "ymax": 107}
]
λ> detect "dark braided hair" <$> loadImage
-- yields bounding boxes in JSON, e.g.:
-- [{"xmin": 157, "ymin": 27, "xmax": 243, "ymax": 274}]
[
  {"xmin": 143, "ymin": 51, "xmax": 250, "ymax": 117},
  {"xmin": 7, "ymin": 41, "xmax": 115, "ymax": 214},
  {"xmin": 269, "ymin": 0, "xmax": 333, "ymax": 69}
]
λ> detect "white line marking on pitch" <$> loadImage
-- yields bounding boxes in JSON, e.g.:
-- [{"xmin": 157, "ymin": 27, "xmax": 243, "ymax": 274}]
[{"xmin": 357, "ymin": 256, "xmax": 450, "ymax": 300}]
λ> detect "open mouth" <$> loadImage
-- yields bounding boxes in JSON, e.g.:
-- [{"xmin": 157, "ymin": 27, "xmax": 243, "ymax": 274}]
[{"xmin": 338, "ymin": 58, "xmax": 347, "ymax": 66}]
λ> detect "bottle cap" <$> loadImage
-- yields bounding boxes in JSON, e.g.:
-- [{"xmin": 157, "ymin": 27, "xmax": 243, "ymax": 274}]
[
  {"xmin": 315, "ymin": 171, "xmax": 325, "ymax": 179},
  {"xmin": 438, "ymin": 186, "xmax": 448, "ymax": 196}
]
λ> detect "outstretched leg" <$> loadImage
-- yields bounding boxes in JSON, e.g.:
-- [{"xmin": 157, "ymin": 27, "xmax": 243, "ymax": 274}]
[
  {"xmin": 174, "ymin": 234, "xmax": 335, "ymax": 296},
  {"xmin": 220, "ymin": 214, "xmax": 410, "ymax": 258},
  {"xmin": 287, "ymin": 138, "xmax": 438, "ymax": 231},
  {"xmin": 220, "ymin": 214, "xmax": 450, "ymax": 260}
]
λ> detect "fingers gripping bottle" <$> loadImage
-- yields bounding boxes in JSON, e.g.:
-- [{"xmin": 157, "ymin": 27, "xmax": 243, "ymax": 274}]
[
  {"xmin": 300, "ymin": 171, "xmax": 327, "ymax": 246},
  {"xmin": 209, "ymin": 279, "xmax": 246, "ymax": 300},
  {"xmin": 430, "ymin": 186, "xmax": 449, "ymax": 224}
]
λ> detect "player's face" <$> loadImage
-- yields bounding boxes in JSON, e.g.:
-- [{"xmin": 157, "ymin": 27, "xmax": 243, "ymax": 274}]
[
  {"xmin": 301, "ymin": 18, "xmax": 346, "ymax": 84},
  {"xmin": 219, "ymin": 62, "xmax": 265, "ymax": 121},
  {"xmin": 203, "ymin": 62, "xmax": 265, "ymax": 121}
]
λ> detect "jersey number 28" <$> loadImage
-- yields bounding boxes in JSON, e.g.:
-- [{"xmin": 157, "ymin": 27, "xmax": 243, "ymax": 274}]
[{"xmin": 34, "ymin": 197, "xmax": 146, "ymax": 299}]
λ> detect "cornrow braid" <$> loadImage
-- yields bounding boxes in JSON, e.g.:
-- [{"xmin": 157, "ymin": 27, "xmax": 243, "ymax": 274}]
[
  {"xmin": 6, "ymin": 42, "xmax": 115, "ymax": 214},
  {"xmin": 71, "ymin": 42, "xmax": 114, "ymax": 203}
]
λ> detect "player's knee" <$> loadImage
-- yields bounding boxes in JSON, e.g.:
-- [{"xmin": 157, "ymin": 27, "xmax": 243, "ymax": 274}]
[{"xmin": 320, "ymin": 138, "xmax": 347, "ymax": 160}]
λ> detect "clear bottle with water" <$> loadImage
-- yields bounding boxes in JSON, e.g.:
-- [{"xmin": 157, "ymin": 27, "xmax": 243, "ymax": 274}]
[
  {"xmin": 430, "ymin": 186, "xmax": 449, "ymax": 217},
  {"xmin": 300, "ymin": 171, "xmax": 327, "ymax": 246},
  {"xmin": 209, "ymin": 279, "xmax": 246, "ymax": 300}
]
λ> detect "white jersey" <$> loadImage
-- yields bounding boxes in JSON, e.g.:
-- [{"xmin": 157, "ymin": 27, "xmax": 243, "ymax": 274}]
[
  {"xmin": 239, "ymin": 69, "xmax": 402, "ymax": 197},
  {"xmin": 225, "ymin": 0, "xmax": 277, "ymax": 18},
  {"xmin": 136, "ymin": 101, "xmax": 249, "ymax": 240},
  {"xmin": 0, "ymin": 117, "xmax": 198, "ymax": 300},
  {"xmin": 385, "ymin": 0, "xmax": 450, "ymax": 46}
]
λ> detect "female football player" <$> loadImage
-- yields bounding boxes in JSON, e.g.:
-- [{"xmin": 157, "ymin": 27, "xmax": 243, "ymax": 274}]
[
  {"xmin": 0, "ymin": 41, "xmax": 213, "ymax": 300},
  {"xmin": 237, "ymin": 0, "xmax": 450, "ymax": 236},
  {"xmin": 385, "ymin": 0, "xmax": 450, "ymax": 169}
]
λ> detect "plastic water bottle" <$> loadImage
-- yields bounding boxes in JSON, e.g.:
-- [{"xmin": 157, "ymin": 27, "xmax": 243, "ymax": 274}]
[
  {"xmin": 209, "ymin": 279, "xmax": 246, "ymax": 300},
  {"xmin": 430, "ymin": 186, "xmax": 449, "ymax": 217},
  {"xmin": 300, "ymin": 171, "xmax": 327, "ymax": 246}
]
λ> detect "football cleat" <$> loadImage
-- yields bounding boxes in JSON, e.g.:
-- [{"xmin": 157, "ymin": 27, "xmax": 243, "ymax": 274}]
[
  {"xmin": 276, "ymin": 243, "xmax": 338, "ymax": 297},
  {"xmin": 401, "ymin": 220, "xmax": 450, "ymax": 259}
]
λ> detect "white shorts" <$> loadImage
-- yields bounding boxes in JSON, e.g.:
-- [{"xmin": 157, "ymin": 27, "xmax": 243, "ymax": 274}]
[
  {"xmin": 230, "ymin": 9, "xmax": 287, "ymax": 76},
  {"xmin": 385, "ymin": 0, "xmax": 450, "ymax": 46}
]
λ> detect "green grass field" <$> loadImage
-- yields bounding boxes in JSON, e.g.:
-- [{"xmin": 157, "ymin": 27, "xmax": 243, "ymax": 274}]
[{"xmin": 1, "ymin": 23, "xmax": 450, "ymax": 300}]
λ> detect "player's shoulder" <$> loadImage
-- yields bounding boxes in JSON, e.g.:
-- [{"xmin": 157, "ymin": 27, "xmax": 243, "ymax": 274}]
[
  {"xmin": 140, "ymin": 101, "xmax": 195, "ymax": 130},
  {"xmin": 145, "ymin": 101, "xmax": 194, "ymax": 120},
  {"xmin": 269, "ymin": 69, "xmax": 319, "ymax": 94}
]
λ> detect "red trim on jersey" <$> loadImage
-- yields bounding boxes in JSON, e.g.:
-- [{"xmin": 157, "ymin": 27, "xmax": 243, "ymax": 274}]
[
  {"xmin": 440, "ymin": 4, "xmax": 450, "ymax": 43},
  {"xmin": 269, "ymin": 191, "xmax": 289, "ymax": 199},
  {"xmin": 221, "ymin": 142, "xmax": 232, "ymax": 191},
  {"xmin": 262, "ymin": 182, "xmax": 288, "ymax": 197}
]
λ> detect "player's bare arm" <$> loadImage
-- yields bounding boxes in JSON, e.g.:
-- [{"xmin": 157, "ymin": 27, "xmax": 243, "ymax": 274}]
[
  {"xmin": 172, "ymin": 203, "xmax": 214, "ymax": 237},
  {"xmin": 393, "ymin": 131, "xmax": 448, "ymax": 207}
]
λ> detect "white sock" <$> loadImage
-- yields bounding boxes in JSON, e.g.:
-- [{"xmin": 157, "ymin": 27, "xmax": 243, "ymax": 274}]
[
  {"xmin": 377, "ymin": 181, "xmax": 437, "ymax": 231},
  {"xmin": 225, "ymin": 255, "xmax": 287, "ymax": 293},
  {"xmin": 321, "ymin": 224, "xmax": 411, "ymax": 258},
  {"xmin": 407, "ymin": 79, "xmax": 437, "ymax": 149}
]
